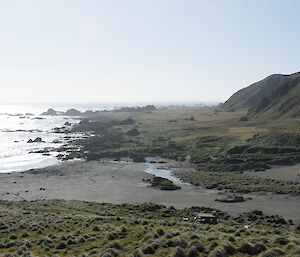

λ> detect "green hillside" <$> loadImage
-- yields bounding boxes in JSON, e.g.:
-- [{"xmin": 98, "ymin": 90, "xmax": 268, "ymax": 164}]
[
  {"xmin": 220, "ymin": 72, "xmax": 300, "ymax": 111},
  {"xmin": 247, "ymin": 76, "xmax": 300, "ymax": 120}
]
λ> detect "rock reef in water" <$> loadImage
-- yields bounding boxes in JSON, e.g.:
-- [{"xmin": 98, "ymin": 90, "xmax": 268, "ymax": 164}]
[
  {"xmin": 65, "ymin": 108, "xmax": 82, "ymax": 116},
  {"xmin": 41, "ymin": 108, "xmax": 58, "ymax": 116},
  {"xmin": 27, "ymin": 137, "xmax": 44, "ymax": 143},
  {"xmin": 113, "ymin": 105, "xmax": 156, "ymax": 113},
  {"xmin": 41, "ymin": 108, "xmax": 102, "ymax": 117}
]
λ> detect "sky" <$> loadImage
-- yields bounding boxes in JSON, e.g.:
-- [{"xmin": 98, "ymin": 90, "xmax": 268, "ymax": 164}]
[{"xmin": 0, "ymin": 0, "xmax": 300, "ymax": 104}]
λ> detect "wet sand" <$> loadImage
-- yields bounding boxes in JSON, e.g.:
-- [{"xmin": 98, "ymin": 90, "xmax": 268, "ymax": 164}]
[{"xmin": 0, "ymin": 160, "xmax": 299, "ymax": 222}]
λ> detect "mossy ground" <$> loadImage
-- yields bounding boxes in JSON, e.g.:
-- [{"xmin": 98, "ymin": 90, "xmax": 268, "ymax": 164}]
[
  {"xmin": 173, "ymin": 171, "xmax": 300, "ymax": 194},
  {"xmin": 0, "ymin": 200, "xmax": 299, "ymax": 256}
]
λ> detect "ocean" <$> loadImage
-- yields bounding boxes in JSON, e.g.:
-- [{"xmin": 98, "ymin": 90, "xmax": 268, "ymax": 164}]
[
  {"xmin": 0, "ymin": 103, "xmax": 110, "ymax": 173},
  {"xmin": 0, "ymin": 102, "xmax": 160, "ymax": 173}
]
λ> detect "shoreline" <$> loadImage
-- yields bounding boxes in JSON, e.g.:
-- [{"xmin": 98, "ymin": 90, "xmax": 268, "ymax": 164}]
[
  {"xmin": 0, "ymin": 112, "xmax": 85, "ymax": 173},
  {"xmin": 0, "ymin": 160, "xmax": 299, "ymax": 223}
]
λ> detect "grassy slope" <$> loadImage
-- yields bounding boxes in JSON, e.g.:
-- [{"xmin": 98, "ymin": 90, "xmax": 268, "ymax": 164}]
[
  {"xmin": 0, "ymin": 200, "xmax": 299, "ymax": 257},
  {"xmin": 220, "ymin": 73, "xmax": 300, "ymax": 112},
  {"xmin": 247, "ymin": 77, "xmax": 300, "ymax": 120}
]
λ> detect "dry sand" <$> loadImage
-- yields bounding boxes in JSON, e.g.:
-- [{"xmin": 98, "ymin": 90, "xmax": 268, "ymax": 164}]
[{"xmin": 0, "ymin": 160, "xmax": 299, "ymax": 222}]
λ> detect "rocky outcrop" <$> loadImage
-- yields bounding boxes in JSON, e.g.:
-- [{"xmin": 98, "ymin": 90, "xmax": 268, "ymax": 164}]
[
  {"xmin": 65, "ymin": 109, "xmax": 82, "ymax": 116},
  {"xmin": 189, "ymin": 115, "xmax": 195, "ymax": 121},
  {"xmin": 113, "ymin": 105, "xmax": 156, "ymax": 113},
  {"xmin": 41, "ymin": 109, "xmax": 57, "ymax": 116},
  {"xmin": 27, "ymin": 137, "xmax": 43, "ymax": 143},
  {"xmin": 150, "ymin": 177, "xmax": 181, "ymax": 190}
]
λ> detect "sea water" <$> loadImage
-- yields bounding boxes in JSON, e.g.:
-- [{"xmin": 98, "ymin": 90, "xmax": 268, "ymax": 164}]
[
  {"xmin": 0, "ymin": 103, "xmax": 149, "ymax": 173},
  {"xmin": 0, "ymin": 104, "xmax": 93, "ymax": 173}
]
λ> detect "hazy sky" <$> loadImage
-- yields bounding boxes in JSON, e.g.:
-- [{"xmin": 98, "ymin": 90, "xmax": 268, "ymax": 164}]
[{"xmin": 1, "ymin": 0, "xmax": 299, "ymax": 104}]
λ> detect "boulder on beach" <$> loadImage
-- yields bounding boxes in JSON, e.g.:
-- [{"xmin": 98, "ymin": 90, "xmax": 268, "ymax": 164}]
[
  {"xmin": 150, "ymin": 177, "xmax": 181, "ymax": 190},
  {"xmin": 41, "ymin": 108, "xmax": 57, "ymax": 116}
]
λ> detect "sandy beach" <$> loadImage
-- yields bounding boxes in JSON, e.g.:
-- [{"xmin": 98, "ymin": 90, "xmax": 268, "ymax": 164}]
[{"xmin": 0, "ymin": 160, "xmax": 299, "ymax": 222}]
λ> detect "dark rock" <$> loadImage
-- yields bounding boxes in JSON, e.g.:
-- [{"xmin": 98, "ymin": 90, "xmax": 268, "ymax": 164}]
[
  {"xmin": 189, "ymin": 115, "xmax": 196, "ymax": 121},
  {"xmin": 114, "ymin": 105, "xmax": 156, "ymax": 113},
  {"xmin": 41, "ymin": 108, "xmax": 57, "ymax": 116},
  {"xmin": 27, "ymin": 137, "xmax": 43, "ymax": 143},
  {"xmin": 151, "ymin": 177, "xmax": 181, "ymax": 190},
  {"xmin": 33, "ymin": 137, "xmax": 42, "ymax": 143},
  {"xmin": 65, "ymin": 108, "xmax": 82, "ymax": 116}
]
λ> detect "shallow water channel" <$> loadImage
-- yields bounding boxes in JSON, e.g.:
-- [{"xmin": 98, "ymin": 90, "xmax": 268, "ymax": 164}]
[{"xmin": 145, "ymin": 162, "xmax": 190, "ymax": 185}]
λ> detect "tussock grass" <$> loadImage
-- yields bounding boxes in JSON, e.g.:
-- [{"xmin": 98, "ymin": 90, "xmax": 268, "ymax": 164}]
[{"xmin": 0, "ymin": 199, "xmax": 299, "ymax": 256}]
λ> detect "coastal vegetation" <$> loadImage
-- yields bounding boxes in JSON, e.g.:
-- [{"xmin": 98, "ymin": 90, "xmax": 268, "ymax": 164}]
[
  {"xmin": 173, "ymin": 170, "xmax": 300, "ymax": 194},
  {"xmin": 62, "ymin": 106, "xmax": 300, "ymax": 195},
  {"xmin": 0, "ymin": 200, "xmax": 299, "ymax": 256}
]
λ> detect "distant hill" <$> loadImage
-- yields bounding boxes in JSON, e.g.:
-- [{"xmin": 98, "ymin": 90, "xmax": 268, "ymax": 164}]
[
  {"xmin": 247, "ymin": 76, "xmax": 300, "ymax": 119},
  {"xmin": 220, "ymin": 72, "xmax": 300, "ymax": 112}
]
